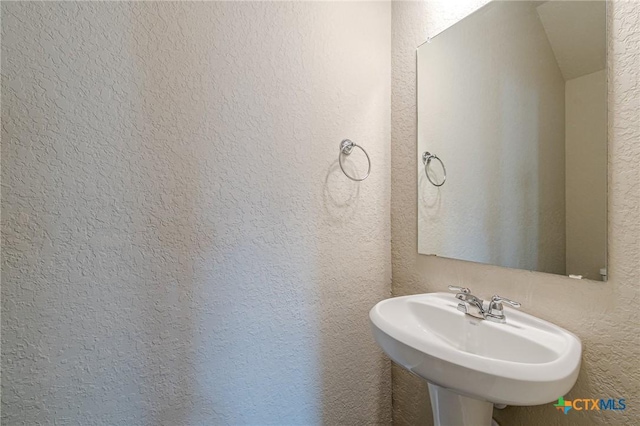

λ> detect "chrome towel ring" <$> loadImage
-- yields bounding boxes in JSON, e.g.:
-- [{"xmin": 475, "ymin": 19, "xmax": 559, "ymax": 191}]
[
  {"xmin": 422, "ymin": 151, "xmax": 446, "ymax": 187},
  {"xmin": 339, "ymin": 139, "xmax": 371, "ymax": 182}
]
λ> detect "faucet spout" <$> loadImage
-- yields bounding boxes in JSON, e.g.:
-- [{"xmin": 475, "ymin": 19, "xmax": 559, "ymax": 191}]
[{"xmin": 454, "ymin": 293, "xmax": 485, "ymax": 319}]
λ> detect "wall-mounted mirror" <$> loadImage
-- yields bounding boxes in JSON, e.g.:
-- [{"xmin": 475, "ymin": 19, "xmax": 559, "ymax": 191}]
[{"xmin": 417, "ymin": 1, "xmax": 607, "ymax": 281}]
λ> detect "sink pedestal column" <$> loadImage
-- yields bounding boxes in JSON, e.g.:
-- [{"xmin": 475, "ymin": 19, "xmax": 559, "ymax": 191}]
[{"xmin": 428, "ymin": 383, "xmax": 494, "ymax": 426}]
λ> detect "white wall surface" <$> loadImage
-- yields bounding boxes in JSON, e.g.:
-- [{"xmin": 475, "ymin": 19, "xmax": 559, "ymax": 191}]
[
  {"xmin": 566, "ymin": 70, "xmax": 608, "ymax": 280},
  {"xmin": 1, "ymin": 2, "xmax": 391, "ymax": 424},
  {"xmin": 417, "ymin": 1, "xmax": 566, "ymax": 275},
  {"xmin": 392, "ymin": 1, "xmax": 639, "ymax": 425}
]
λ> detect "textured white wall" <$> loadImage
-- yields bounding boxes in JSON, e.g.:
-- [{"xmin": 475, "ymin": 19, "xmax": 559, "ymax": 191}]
[
  {"xmin": 566, "ymin": 70, "xmax": 608, "ymax": 280},
  {"xmin": 1, "ymin": 2, "xmax": 391, "ymax": 424},
  {"xmin": 417, "ymin": 1, "xmax": 566, "ymax": 275},
  {"xmin": 392, "ymin": 1, "xmax": 639, "ymax": 425}
]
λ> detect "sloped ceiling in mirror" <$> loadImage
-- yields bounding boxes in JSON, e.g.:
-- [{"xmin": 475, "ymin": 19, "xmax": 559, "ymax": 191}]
[{"xmin": 536, "ymin": 1, "xmax": 606, "ymax": 80}]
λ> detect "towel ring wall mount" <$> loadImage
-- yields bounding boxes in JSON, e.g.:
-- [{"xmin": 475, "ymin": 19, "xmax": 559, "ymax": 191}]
[
  {"xmin": 339, "ymin": 139, "xmax": 371, "ymax": 182},
  {"xmin": 422, "ymin": 151, "xmax": 446, "ymax": 187}
]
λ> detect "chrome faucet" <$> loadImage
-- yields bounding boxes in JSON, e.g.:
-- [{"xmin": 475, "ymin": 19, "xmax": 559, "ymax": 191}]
[{"xmin": 447, "ymin": 286, "xmax": 521, "ymax": 323}]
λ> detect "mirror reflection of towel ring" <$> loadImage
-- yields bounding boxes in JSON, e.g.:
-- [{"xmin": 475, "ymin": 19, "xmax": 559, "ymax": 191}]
[
  {"xmin": 339, "ymin": 139, "xmax": 371, "ymax": 182},
  {"xmin": 422, "ymin": 151, "xmax": 446, "ymax": 187}
]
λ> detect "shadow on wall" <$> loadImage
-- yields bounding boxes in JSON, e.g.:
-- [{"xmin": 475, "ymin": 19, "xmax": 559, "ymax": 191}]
[
  {"xmin": 126, "ymin": 4, "xmax": 200, "ymax": 423},
  {"xmin": 126, "ymin": 3, "xmax": 325, "ymax": 423},
  {"xmin": 323, "ymin": 159, "xmax": 361, "ymax": 224}
]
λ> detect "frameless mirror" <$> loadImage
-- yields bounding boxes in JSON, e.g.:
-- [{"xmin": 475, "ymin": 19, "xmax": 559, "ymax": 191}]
[{"xmin": 417, "ymin": 1, "xmax": 607, "ymax": 281}]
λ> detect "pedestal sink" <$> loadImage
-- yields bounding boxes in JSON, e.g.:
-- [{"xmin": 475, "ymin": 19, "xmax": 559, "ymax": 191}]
[{"xmin": 370, "ymin": 292, "xmax": 582, "ymax": 426}]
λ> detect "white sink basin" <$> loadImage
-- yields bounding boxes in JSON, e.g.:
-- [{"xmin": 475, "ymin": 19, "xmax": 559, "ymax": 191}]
[{"xmin": 370, "ymin": 292, "xmax": 582, "ymax": 425}]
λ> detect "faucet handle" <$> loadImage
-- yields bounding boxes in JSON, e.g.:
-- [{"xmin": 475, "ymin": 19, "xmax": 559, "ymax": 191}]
[
  {"xmin": 448, "ymin": 285, "xmax": 471, "ymax": 294},
  {"xmin": 490, "ymin": 295, "xmax": 521, "ymax": 308},
  {"xmin": 486, "ymin": 295, "xmax": 521, "ymax": 323}
]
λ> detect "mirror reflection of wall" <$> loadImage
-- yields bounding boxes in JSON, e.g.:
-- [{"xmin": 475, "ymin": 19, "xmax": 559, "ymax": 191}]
[{"xmin": 417, "ymin": 1, "xmax": 607, "ymax": 281}]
